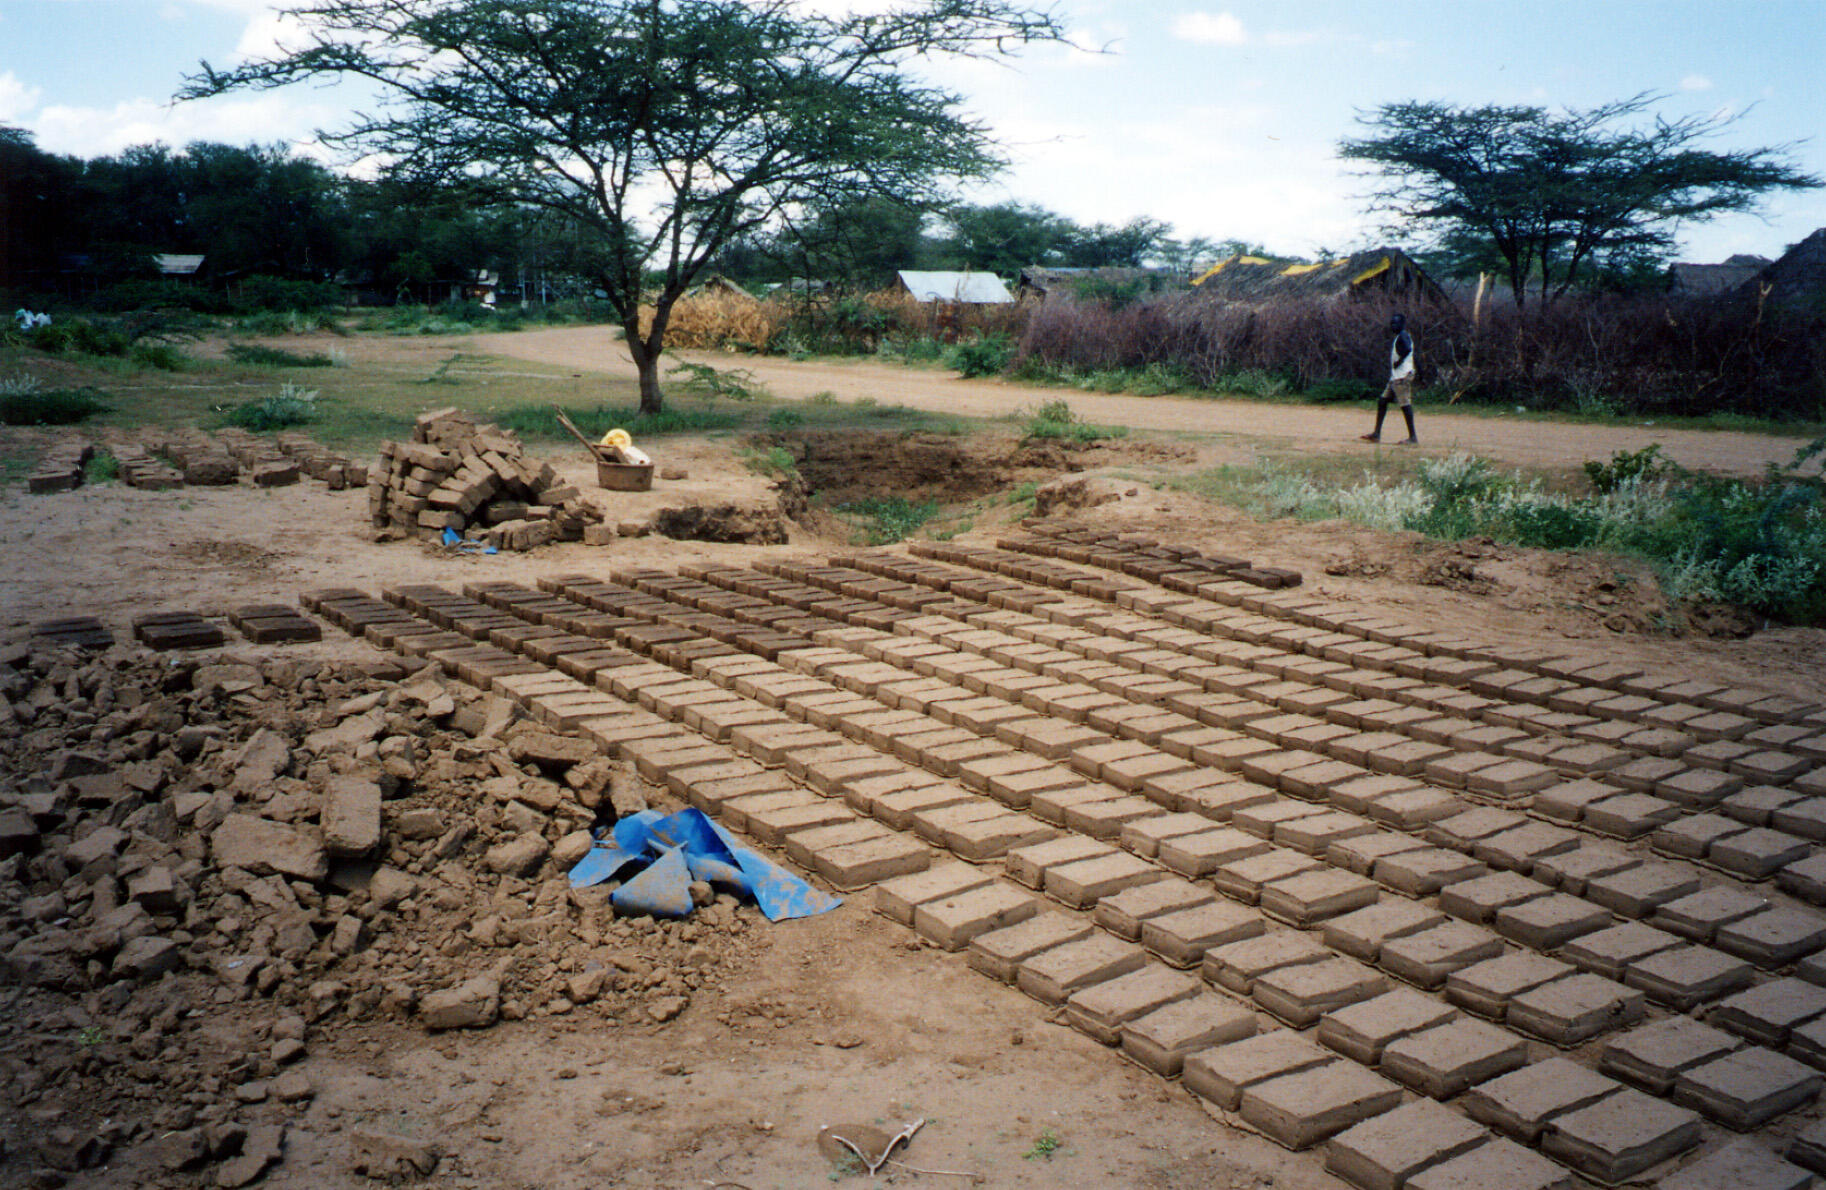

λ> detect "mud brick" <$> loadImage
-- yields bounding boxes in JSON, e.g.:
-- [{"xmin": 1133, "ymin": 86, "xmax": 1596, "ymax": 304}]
[
  {"xmin": 1368, "ymin": 787, "xmax": 1465, "ymax": 829},
  {"xmin": 1795, "ymin": 1119, "xmax": 1826, "ymax": 1177},
  {"xmin": 1653, "ymin": 813, "xmax": 1750, "ymax": 860},
  {"xmin": 1179, "ymin": 779, "xmax": 1280, "ymax": 822},
  {"xmin": 1446, "ymin": 953, "xmax": 1577, "ymax": 1020},
  {"xmin": 1324, "ymin": 900, "xmax": 1446, "ymax": 964},
  {"xmin": 1675, "ymin": 1046, "xmax": 1823, "ymax": 1129},
  {"xmin": 1182, "ymin": 1030, "xmax": 1335, "ymax": 1111},
  {"xmin": 1715, "ymin": 907, "xmax": 1826, "ymax": 967},
  {"xmin": 1561, "ymin": 921, "xmax": 1682, "ymax": 980},
  {"xmin": 874, "ymin": 861, "xmax": 993, "ymax": 926},
  {"xmin": 1612, "ymin": 755, "xmax": 1686, "ymax": 791},
  {"xmin": 1326, "ymin": 1099, "xmax": 1489, "ymax": 1190},
  {"xmin": 1658, "ymin": 766, "xmax": 1746, "ymax": 807},
  {"xmin": 908, "ymin": 799, "xmax": 1005, "ymax": 846},
  {"xmin": 1472, "ymin": 823, "xmax": 1581, "ymax": 874},
  {"xmin": 1327, "ymin": 830, "xmax": 1429, "ymax": 875},
  {"xmin": 1425, "ymin": 805, "xmax": 1527, "ymax": 850},
  {"xmin": 1660, "ymin": 1141, "xmax": 1814, "ymax": 1190},
  {"xmin": 1711, "ymin": 828, "xmax": 1812, "ymax": 880},
  {"xmin": 1137, "ymin": 765, "xmax": 1244, "ymax": 810},
  {"xmin": 1541, "ymin": 1086, "xmax": 1702, "ymax": 1183},
  {"xmin": 1714, "ymin": 978, "xmax": 1826, "ymax": 1048},
  {"xmin": 1423, "ymin": 751, "xmax": 1509, "ymax": 790},
  {"xmin": 1280, "ymin": 758, "xmax": 1370, "ymax": 800},
  {"xmin": 1508, "ymin": 973, "xmax": 1646, "ymax": 1045},
  {"xmin": 978, "ymin": 762, "xmax": 1081, "ymax": 809},
  {"xmin": 1043, "ymin": 850, "xmax": 1163, "ymax": 909},
  {"xmin": 1583, "ymin": 792, "xmax": 1683, "ymax": 839},
  {"xmin": 1120, "ymin": 994, "xmax": 1258, "ymax": 1077},
  {"xmin": 813, "ymin": 832, "xmax": 930, "ymax": 889},
  {"xmin": 1687, "ymin": 738, "xmax": 1759, "ymax": 771},
  {"xmin": 1733, "ymin": 750, "xmax": 1816, "ymax": 784},
  {"xmin": 1275, "ymin": 810, "xmax": 1378, "ymax": 856},
  {"xmin": 1534, "ymin": 844, "xmax": 1639, "ymax": 896},
  {"xmin": 1723, "ymin": 784, "xmax": 1811, "ymax": 821},
  {"xmin": 1232, "ymin": 798, "xmax": 1328, "ymax": 839},
  {"xmin": 1203, "ymin": 931, "xmax": 1330, "ymax": 995},
  {"xmin": 1141, "ymin": 899, "xmax": 1265, "ymax": 967},
  {"xmin": 1602, "ymin": 1017, "xmax": 1742, "ymax": 1095},
  {"xmin": 1380, "ymin": 921, "xmax": 1505, "ymax": 990},
  {"xmin": 1374, "ymin": 848, "xmax": 1487, "ymax": 897},
  {"xmin": 1801, "ymin": 768, "xmax": 1826, "ymax": 797},
  {"xmin": 1496, "ymin": 893, "xmax": 1613, "ymax": 950},
  {"xmin": 1015, "ymin": 933, "xmax": 1147, "ymax": 1005},
  {"xmin": 1064, "ymin": 794, "xmax": 1166, "ymax": 839},
  {"xmin": 1237, "ymin": 1060, "xmax": 1402, "ymax": 1152},
  {"xmin": 1157, "ymin": 827, "xmax": 1270, "ymax": 877},
  {"xmin": 913, "ymin": 882, "xmax": 1039, "ymax": 950},
  {"xmin": 1441, "ymin": 871, "xmax": 1553, "ymax": 924},
  {"xmin": 1773, "ymin": 797, "xmax": 1826, "ymax": 840},
  {"xmin": 1119, "ymin": 811, "xmax": 1217, "ymax": 858},
  {"xmin": 1379, "ymin": 1019, "xmax": 1526, "ymax": 1101},
  {"xmin": 1094, "ymin": 878, "xmax": 1214, "ymax": 940},
  {"xmin": 1409, "ymin": 1137, "xmax": 1578, "ymax": 1190},
  {"xmin": 1627, "ymin": 944, "xmax": 1756, "ymax": 1009},
  {"xmin": 741, "ymin": 799, "xmax": 852, "ymax": 846},
  {"xmin": 967, "ymin": 912, "xmax": 1092, "ymax": 983},
  {"xmin": 945, "ymin": 811, "xmax": 1056, "ymax": 861},
  {"xmin": 1319, "ymin": 987, "xmax": 1457, "ymax": 1065},
  {"xmin": 1213, "ymin": 849, "xmax": 1321, "ymax": 904},
  {"xmin": 1462, "ymin": 758, "xmax": 1558, "ymax": 800},
  {"xmin": 1004, "ymin": 835, "xmax": 1113, "ymax": 888},
  {"xmin": 1585, "ymin": 862, "xmax": 1701, "ymax": 918},
  {"xmin": 1066, "ymin": 964, "xmax": 1203, "ymax": 1044},
  {"xmin": 1461, "ymin": 1057, "xmax": 1619, "ymax": 1146},
  {"xmin": 1780, "ymin": 853, "xmax": 1826, "ymax": 904},
  {"xmin": 132, "ymin": 612, "xmax": 227, "ymax": 650},
  {"xmin": 1330, "ymin": 773, "xmax": 1423, "ymax": 815},
  {"xmin": 872, "ymin": 783, "xmax": 975, "ymax": 830},
  {"xmin": 1028, "ymin": 782, "xmax": 1121, "ymax": 826},
  {"xmin": 1252, "ymin": 957, "xmax": 1387, "ymax": 1028},
  {"xmin": 1261, "ymin": 869, "xmax": 1379, "ymax": 928}
]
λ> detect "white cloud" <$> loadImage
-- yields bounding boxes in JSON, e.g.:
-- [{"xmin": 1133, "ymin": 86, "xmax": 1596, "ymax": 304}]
[
  {"xmin": 0, "ymin": 71, "xmax": 43, "ymax": 122},
  {"xmin": 1679, "ymin": 73, "xmax": 1714, "ymax": 92},
  {"xmin": 1172, "ymin": 11, "xmax": 1248, "ymax": 47},
  {"xmin": 30, "ymin": 92, "xmax": 340, "ymax": 158}
]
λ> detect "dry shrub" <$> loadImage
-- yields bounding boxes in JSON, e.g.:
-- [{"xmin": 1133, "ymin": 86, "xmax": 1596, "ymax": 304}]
[{"xmin": 642, "ymin": 291, "xmax": 791, "ymax": 350}]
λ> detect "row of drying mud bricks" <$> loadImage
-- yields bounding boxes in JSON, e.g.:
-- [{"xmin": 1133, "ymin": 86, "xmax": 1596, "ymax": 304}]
[
  {"xmin": 310, "ymin": 573, "xmax": 1826, "ymax": 1190},
  {"xmin": 26, "ymin": 442, "xmax": 94, "ymax": 493}
]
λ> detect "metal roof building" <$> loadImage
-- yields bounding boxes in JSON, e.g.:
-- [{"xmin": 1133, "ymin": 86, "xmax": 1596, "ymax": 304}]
[{"xmin": 896, "ymin": 270, "xmax": 1013, "ymax": 305}]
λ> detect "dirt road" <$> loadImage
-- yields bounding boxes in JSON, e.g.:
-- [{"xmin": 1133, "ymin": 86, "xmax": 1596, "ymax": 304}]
[{"xmin": 472, "ymin": 325, "xmax": 1819, "ymax": 478}]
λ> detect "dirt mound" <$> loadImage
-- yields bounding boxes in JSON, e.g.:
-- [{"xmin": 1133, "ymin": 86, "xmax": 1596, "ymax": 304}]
[{"xmin": 653, "ymin": 502, "xmax": 790, "ymax": 544}]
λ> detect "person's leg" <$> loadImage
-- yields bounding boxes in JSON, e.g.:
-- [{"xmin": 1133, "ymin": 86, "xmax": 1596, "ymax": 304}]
[
  {"xmin": 1395, "ymin": 379, "xmax": 1417, "ymax": 444},
  {"xmin": 1361, "ymin": 384, "xmax": 1392, "ymax": 441}
]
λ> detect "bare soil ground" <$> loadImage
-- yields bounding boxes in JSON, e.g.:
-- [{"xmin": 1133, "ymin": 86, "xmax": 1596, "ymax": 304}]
[{"xmin": 4, "ymin": 330, "xmax": 1825, "ymax": 1190}]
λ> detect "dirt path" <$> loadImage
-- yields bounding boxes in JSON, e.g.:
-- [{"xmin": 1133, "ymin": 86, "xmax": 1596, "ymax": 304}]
[{"xmin": 470, "ymin": 325, "xmax": 1819, "ymax": 478}]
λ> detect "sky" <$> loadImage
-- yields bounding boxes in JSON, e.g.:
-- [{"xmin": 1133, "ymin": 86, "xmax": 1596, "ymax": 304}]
[{"xmin": 3, "ymin": 0, "xmax": 1824, "ymax": 264}]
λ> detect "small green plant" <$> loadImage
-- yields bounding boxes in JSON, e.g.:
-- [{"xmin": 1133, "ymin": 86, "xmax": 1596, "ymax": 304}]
[
  {"xmin": 1585, "ymin": 443, "xmax": 1672, "ymax": 493},
  {"xmin": 767, "ymin": 407, "xmax": 805, "ymax": 429},
  {"xmin": 130, "ymin": 342, "xmax": 187, "ymax": 370},
  {"xmin": 419, "ymin": 353, "xmax": 466, "ymax": 384},
  {"xmin": 226, "ymin": 343, "xmax": 335, "ymax": 368},
  {"xmin": 943, "ymin": 332, "xmax": 1014, "ymax": 378},
  {"xmin": 807, "ymin": 390, "xmax": 839, "ymax": 405},
  {"xmin": 83, "ymin": 450, "xmax": 119, "ymax": 484},
  {"xmin": 834, "ymin": 495, "xmax": 939, "ymax": 545},
  {"xmin": 741, "ymin": 444, "xmax": 799, "ymax": 481},
  {"xmin": 77, "ymin": 1025, "xmax": 104, "ymax": 1047},
  {"xmin": 1022, "ymin": 1127, "xmax": 1061, "ymax": 1160},
  {"xmin": 667, "ymin": 360, "xmax": 766, "ymax": 400},
  {"xmin": 1023, "ymin": 399, "xmax": 1125, "ymax": 443},
  {"xmin": 0, "ymin": 375, "xmax": 113, "ymax": 425},
  {"xmin": 224, "ymin": 383, "xmax": 319, "ymax": 431}
]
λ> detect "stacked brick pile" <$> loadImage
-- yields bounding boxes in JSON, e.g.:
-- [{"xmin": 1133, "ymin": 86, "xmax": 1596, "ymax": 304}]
[
  {"xmin": 369, "ymin": 407, "xmax": 602, "ymax": 550},
  {"xmin": 110, "ymin": 444, "xmax": 183, "ymax": 490},
  {"xmin": 155, "ymin": 430, "xmax": 240, "ymax": 485},
  {"xmin": 26, "ymin": 442, "xmax": 93, "ymax": 492},
  {"xmin": 275, "ymin": 431, "xmax": 367, "ymax": 490}
]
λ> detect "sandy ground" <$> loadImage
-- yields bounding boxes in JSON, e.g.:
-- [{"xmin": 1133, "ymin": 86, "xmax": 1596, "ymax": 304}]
[
  {"xmin": 7, "ymin": 332, "xmax": 1826, "ymax": 1189},
  {"xmin": 468, "ymin": 325, "xmax": 1823, "ymax": 479}
]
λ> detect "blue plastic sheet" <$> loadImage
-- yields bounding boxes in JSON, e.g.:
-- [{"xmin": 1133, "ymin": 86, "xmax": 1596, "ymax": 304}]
[{"xmin": 569, "ymin": 808, "xmax": 842, "ymax": 922}]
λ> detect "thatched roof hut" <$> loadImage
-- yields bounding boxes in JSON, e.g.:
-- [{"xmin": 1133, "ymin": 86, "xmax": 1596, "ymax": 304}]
[
  {"xmin": 1189, "ymin": 248, "xmax": 1446, "ymax": 305},
  {"xmin": 1668, "ymin": 254, "xmax": 1770, "ymax": 298},
  {"xmin": 1015, "ymin": 266, "xmax": 1185, "ymax": 302}
]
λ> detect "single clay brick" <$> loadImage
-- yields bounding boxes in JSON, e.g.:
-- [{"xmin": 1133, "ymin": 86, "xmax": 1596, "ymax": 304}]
[
  {"xmin": 1673, "ymin": 1046, "xmax": 1824, "ymax": 1129},
  {"xmin": 1373, "ymin": 848, "xmax": 1488, "ymax": 897},
  {"xmin": 1712, "ymin": 977, "xmax": 1826, "ymax": 1047},
  {"xmin": 1507, "ymin": 973, "xmax": 1647, "ymax": 1046},
  {"xmin": 1623, "ymin": 943, "xmax": 1756, "ymax": 1010},
  {"xmin": 1203, "ymin": 931, "xmax": 1330, "ymax": 996},
  {"xmin": 1540, "ymin": 1086, "xmax": 1702, "ymax": 1183},
  {"xmin": 1445, "ymin": 953, "xmax": 1576, "ymax": 1020},
  {"xmin": 1260, "ymin": 868, "xmax": 1380, "ymax": 927},
  {"xmin": 1325, "ymin": 1097, "xmax": 1488, "ymax": 1190},
  {"xmin": 1710, "ymin": 827, "xmax": 1812, "ymax": 880},
  {"xmin": 1182, "ymin": 1030, "xmax": 1335, "ymax": 1111},
  {"xmin": 1495, "ymin": 893, "xmax": 1614, "ymax": 950},
  {"xmin": 1119, "ymin": 994, "xmax": 1258, "ymax": 1077},
  {"xmin": 1405, "ymin": 1137, "xmax": 1576, "ymax": 1190},
  {"xmin": 1599, "ymin": 1017, "xmax": 1743, "ymax": 1095},
  {"xmin": 1044, "ymin": 851, "xmax": 1165, "ymax": 909},
  {"xmin": 1585, "ymin": 862, "xmax": 1702, "ymax": 918},
  {"xmin": 1252, "ymin": 957, "xmax": 1388, "ymax": 1028},
  {"xmin": 1380, "ymin": 921, "xmax": 1505, "ymax": 990},
  {"xmin": 1561, "ymin": 921, "xmax": 1683, "ymax": 980},
  {"xmin": 1140, "ymin": 899, "xmax": 1265, "ymax": 968},
  {"xmin": 1462, "ymin": 1056, "xmax": 1622, "ymax": 1143},
  {"xmin": 1715, "ymin": 907, "xmax": 1826, "ymax": 968},
  {"xmin": 1381, "ymin": 1018, "xmax": 1529, "ymax": 1099},
  {"xmin": 1093, "ymin": 878, "xmax": 1214, "ymax": 941},
  {"xmin": 1015, "ymin": 934, "xmax": 1148, "ymax": 1005},
  {"xmin": 1658, "ymin": 1141, "xmax": 1814, "ymax": 1190},
  {"xmin": 967, "ymin": 912, "xmax": 1092, "ymax": 983},
  {"xmin": 1065, "ymin": 963, "xmax": 1203, "ymax": 1045},
  {"xmin": 1239, "ymin": 1061, "xmax": 1405, "ymax": 1151},
  {"xmin": 1324, "ymin": 900, "xmax": 1446, "ymax": 964},
  {"xmin": 913, "ymin": 882, "xmax": 1039, "ymax": 950}
]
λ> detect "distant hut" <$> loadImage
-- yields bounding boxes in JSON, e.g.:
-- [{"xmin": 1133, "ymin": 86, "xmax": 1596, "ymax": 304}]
[
  {"xmin": 1668, "ymin": 254, "xmax": 1770, "ymax": 298},
  {"xmin": 155, "ymin": 254, "xmax": 206, "ymax": 279},
  {"xmin": 1015, "ymin": 266, "xmax": 1183, "ymax": 303},
  {"xmin": 1189, "ymin": 248, "xmax": 1446, "ymax": 305},
  {"xmin": 896, "ymin": 270, "xmax": 1013, "ymax": 305},
  {"xmin": 689, "ymin": 273, "xmax": 756, "ymax": 301},
  {"xmin": 1731, "ymin": 228, "xmax": 1826, "ymax": 311}
]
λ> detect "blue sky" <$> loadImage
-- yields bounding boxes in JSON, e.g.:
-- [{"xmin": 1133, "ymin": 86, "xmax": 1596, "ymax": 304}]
[{"xmin": 3, "ymin": 0, "xmax": 1823, "ymax": 263}]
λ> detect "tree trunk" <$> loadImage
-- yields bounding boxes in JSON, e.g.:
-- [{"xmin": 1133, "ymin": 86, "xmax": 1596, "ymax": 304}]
[{"xmin": 636, "ymin": 352, "xmax": 664, "ymax": 415}]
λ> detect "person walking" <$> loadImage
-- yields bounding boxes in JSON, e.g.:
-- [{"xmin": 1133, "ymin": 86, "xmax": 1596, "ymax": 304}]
[{"xmin": 1361, "ymin": 312, "xmax": 1418, "ymax": 445}]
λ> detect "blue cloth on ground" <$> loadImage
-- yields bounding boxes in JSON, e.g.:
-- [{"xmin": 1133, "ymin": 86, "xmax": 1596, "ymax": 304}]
[{"xmin": 568, "ymin": 808, "xmax": 841, "ymax": 922}]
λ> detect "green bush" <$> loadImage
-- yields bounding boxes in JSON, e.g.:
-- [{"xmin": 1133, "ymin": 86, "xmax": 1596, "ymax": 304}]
[
  {"xmin": 666, "ymin": 361, "xmax": 766, "ymax": 400},
  {"xmin": 1584, "ymin": 443, "xmax": 1672, "ymax": 493},
  {"xmin": 944, "ymin": 332, "xmax": 1014, "ymax": 378},
  {"xmin": 0, "ymin": 380, "xmax": 113, "ymax": 425},
  {"xmin": 28, "ymin": 318, "xmax": 130, "ymax": 357},
  {"xmin": 130, "ymin": 343, "xmax": 187, "ymax": 371},
  {"xmin": 226, "ymin": 343, "xmax": 334, "ymax": 368},
  {"xmin": 223, "ymin": 383, "xmax": 319, "ymax": 431},
  {"xmin": 1023, "ymin": 399, "xmax": 1125, "ymax": 443},
  {"xmin": 834, "ymin": 495, "xmax": 939, "ymax": 544}
]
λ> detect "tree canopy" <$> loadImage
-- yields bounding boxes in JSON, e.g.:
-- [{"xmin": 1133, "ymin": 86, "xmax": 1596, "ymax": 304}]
[
  {"xmin": 1341, "ymin": 94, "xmax": 1821, "ymax": 307},
  {"xmin": 183, "ymin": 0, "xmax": 1067, "ymax": 411}
]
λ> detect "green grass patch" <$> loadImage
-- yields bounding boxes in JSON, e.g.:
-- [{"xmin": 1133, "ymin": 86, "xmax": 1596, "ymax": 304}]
[
  {"xmin": 222, "ymin": 383, "xmax": 319, "ymax": 431},
  {"xmin": 833, "ymin": 495, "xmax": 940, "ymax": 545},
  {"xmin": 83, "ymin": 450, "xmax": 119, "ymax": 484},
  {"xmin": 1023, "ymin": 399, "xmax": 1126, "ymax": 443},
  {"xmin": 226, "ymin": 343, "xmax": 335, "ymax": 368},
  {"xmin": 0, "ymin": 383, "xmax": 113, "ymax": 426}
]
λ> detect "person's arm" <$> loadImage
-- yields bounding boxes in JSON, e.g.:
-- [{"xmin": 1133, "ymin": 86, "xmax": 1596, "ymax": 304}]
[{"xmin": 1391, "ymin": 330, "xmax": 1413, "ymax": 371}]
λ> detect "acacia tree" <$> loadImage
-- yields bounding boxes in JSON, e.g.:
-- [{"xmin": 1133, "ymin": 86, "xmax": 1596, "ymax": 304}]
[
  {"xmin": 1341, "ymin": 95, "xmax": 1819, "ymax": 308},
  {"xmin": 183, "ymin": 0, "xmax": 1065, "ymax": 411}
]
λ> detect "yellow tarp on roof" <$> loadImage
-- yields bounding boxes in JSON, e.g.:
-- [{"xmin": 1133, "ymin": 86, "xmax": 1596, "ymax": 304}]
[
  {"xmin": 1280, "ymin": 262, "xmax": 1324, "ymax": 276},
  {"xmin": 1350, "ymin": 256, "xmax": 1392, "ymax": 286},
  {"xmin": 1193, "ymin": 254, "xmax": 1276, "ymax": 286}
]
